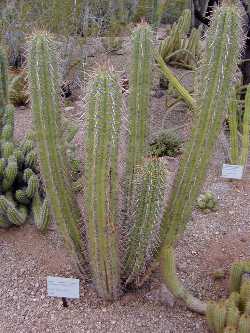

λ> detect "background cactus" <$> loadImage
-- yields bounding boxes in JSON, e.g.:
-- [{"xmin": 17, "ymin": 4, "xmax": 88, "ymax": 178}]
[
  {"xmin": 159, "ymin": 9, "xmax": 201, "ymax": 68},
  {"xmin": 27, "ymin": 32, "xmax": 84, "ymax": 264},
  {"xmin": 83, "ymin": 68, "xmax": 122, "ymax": 300}
]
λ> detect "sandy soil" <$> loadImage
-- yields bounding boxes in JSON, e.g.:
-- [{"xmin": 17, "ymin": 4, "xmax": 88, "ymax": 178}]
[{"xmin": 1, "ymin": 34, "xmax": 250, "ymax": 333}]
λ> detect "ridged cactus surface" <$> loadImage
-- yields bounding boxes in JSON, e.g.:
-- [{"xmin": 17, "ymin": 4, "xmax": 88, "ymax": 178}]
[
  {"xmin": 125, "ymin": 158, "xmax": 166, "ymax": 284},
  {"xmin": 27, "ymin": 32, "xmax": 84, "ymax": 263},
  {"xmin": 160, "ymin": 2, "xmax": 243, "ymax": 247},
  {"xmin": 84, "ymin": 68, "xmax": 122, "ymax": 300},
  {"xmin": 125, "ymin": 23, "xmax": 153, "ymax": 212}
]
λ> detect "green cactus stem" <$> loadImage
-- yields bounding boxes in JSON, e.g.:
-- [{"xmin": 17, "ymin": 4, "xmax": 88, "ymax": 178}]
[
  {"xmin": 0, "ymin": 193, "xmax": 27, "ymax": 226},
  {"xmin": 238, "ymin": 314, "xmax": 250, "ymax": 333},
  {"xmin": 229, "ymin": 262, "xmax": 246, "ymax": 293},
  {"xmin": 125, "ymin": 158, "xmax": 166, "ymax": 284},
  {"xmin": 0, "ymin": 48, "xmax": 8, "ymax": 130},
  {"xmin": 27, "ymin": 32, "xmax": 84, "ymax": 265},
  {"xmin": 240, "ymin": 279, "xmax": 250, "ymax": 312},
  {"xmin": 241, "ymin": 85, "xmax": 250, "ymax": 166},
  {"xmin": 2, "ymin": 156, "xmax": 18, "ymax": 191},
  {"xmin": 84, "ymin": 68, "xmax": 121, "ymax": 300},
  {"xmin": 32, "ymin": 192, "xmax": 50, "ymax": 232},
  {"xmin": 125, "ymin": 23, "xmax": 153, "ymax": 212},
  {"xmin": 228, "ymin": 88, "xmax": 239, "ymax": 164},
  {"xmin": 160, "ymin": 2, "xmax": 243, "ymax": 314},
  {"xmin": 160, "ymin": 1, "xmax": 243, "ymax": 248},
  {"xmin": 160, "ymin": 245, "xmax": 206, "ymax": 314},
  {"xmin": 226, "ymin": 299, "xmax": 240, "ymax": 327}
]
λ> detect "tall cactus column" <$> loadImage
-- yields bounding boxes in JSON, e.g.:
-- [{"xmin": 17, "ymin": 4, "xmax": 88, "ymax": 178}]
[
  {"xmin": 125, "ymin": 23, "xmax": 153, "ymax": 211},
  {"xmin": 160, "ymin": 2, "xmax": 244, "ymax": 313},
  {"xmin": 84, "ymin": 68, "xmax": 121, "ymax": 300},
  {"xmin": 27, "ymin": 32, "xmax": 84, "ymax": 265},
  {"xmin": 0, "ymin": 49, "xmax": 8, "ymax": 130}
]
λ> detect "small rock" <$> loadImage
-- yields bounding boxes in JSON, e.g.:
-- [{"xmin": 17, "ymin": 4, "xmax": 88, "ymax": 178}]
[{"xmin": 64, "ymin": 106, "xmax": 75, "ymax": 112}]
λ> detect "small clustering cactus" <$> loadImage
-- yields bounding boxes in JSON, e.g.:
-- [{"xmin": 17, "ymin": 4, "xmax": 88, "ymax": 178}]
[
  {"xmin": 228, "ymin": 84, "xmax": 250, "ymax": 166},
  {"xmin": 196, "ymin": 191, "xmax": 217, "ymax": 212},
  {"xmin": 0, "ymin": 49, "xmax": 49, "ymax": 231},
  {"xmin": 206, "ymin": 261, "xmax": 250, "ymax": 333}
]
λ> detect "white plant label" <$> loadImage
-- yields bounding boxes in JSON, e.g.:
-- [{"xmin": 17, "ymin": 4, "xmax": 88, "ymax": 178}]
[
  {"xmin": 221, "ymin": 164, "xmax": 244, "ymax": 180},
  {"xmin": 47, "ymin": 276, "xmax": 80, "ymax": 299}
]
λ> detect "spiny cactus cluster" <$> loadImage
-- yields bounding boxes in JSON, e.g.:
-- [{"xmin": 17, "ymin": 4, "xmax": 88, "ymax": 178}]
[
  {"xmin": 206, "ymin": 261, "xmax": 250, "ymax": 333},
  {"xmin": 228, "ymin": 85, "xmax": 250, "ymax": 166},
  {"xmin": 0, "ymin": 49, "xmax": 49, "ymax": 231},
  {"xmin": 196, "ymin": 191, "xmax": 217, "ymax": 212},
  {"xmin": 159, "ymin": 9, "xmax": 201, "ymax": 68}
]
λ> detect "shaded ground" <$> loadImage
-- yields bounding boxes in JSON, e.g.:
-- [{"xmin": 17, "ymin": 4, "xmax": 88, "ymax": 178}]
[{"xmin": 1, "ymin": 34, "xmax": 250, "ymax": 333}]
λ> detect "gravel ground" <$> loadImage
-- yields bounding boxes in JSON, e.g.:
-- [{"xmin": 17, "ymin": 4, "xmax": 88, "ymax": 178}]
[{"xmin": 1, "ymin": 35, "xmax": 250, "ymax": 333}]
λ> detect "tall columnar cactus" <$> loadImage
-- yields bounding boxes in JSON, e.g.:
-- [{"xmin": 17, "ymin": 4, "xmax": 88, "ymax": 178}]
[
  {"xmin": 125, "ymin": 23, "xmax": 153, "ymax": 210},
  {"xmin": 161, "ymin": 2, "xmax": 243, "ymax": 247},
  {"xmin": 228, "ymin": 88, "xmax": 239, "ymax": 164},
  {"xmin": 0, "ymin": 48, "xmax": 8, "ymax": 130},
  {"xmin": 27, "ymin": 32, "xmax": 84, "ymax": 265},
  {"xmin": 241, "ymin": 85, "xmax": 250, "ymax": 166},
  {"xmin": 160, "ymin": 2, "xmax": 244, "ymax": 313},
  {"xmin": 84, "ymin": 68, "xmax": 122, "ymax": 300},
  {"xmin": 125, "ymin": 158, "xmax": 166, "ymax": 285}
]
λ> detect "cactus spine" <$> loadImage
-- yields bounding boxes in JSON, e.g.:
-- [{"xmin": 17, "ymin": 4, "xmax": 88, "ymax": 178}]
[
  {"xmin": 27, "ymin": 32, "xmax": 84, "ymax": 264},
  {"xmin": 125, "ymin": 158, "xmax": 166, "ymax": 284},
  {"xmin": 125, "ymin": 23, "xmax": 153, "ymax": 211},
  {"xmin": 160, "ymin": 2, "xmax": 243, "ymax": 248},
  {"xmin": 84, "ymin": 68, "xmax": 121, "ymax": 300}
]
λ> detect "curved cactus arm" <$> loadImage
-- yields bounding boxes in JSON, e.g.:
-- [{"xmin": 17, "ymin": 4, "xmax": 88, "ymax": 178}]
[
  {"xmin": 32, "ymin": 192, "xmax": 50, "ymax": 232},
  {"xmin": 27, "ymin": 32, "xmax": 84, "ymax": 264},
  {"xmin": 154, "ymin": 50, "xmax": 195, "ymax": 108},
  {"xmin": 84, "ymin": 68, "xmax": 121, "ymax": 300},
  {"xmin": 125, "ymin": 158, "xmax": 166, "ymax": 284},
  {"xmin": 125, "ymin": 23, "xmax": 153, "ymax": 211},
  {"xmin": 0, "ymin": 193, "xmax": 27, "ymax": 226},
  {"xmin": 160, "ymin": 245, "xmax": 207, "ymax": 314},
  {"xmin": 0, "ymin": 213, "xmax": 11, "ymax": 228},
  {"xmin": 2, "ymin": 156, "xmax": 18, "ymax": 192}
]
